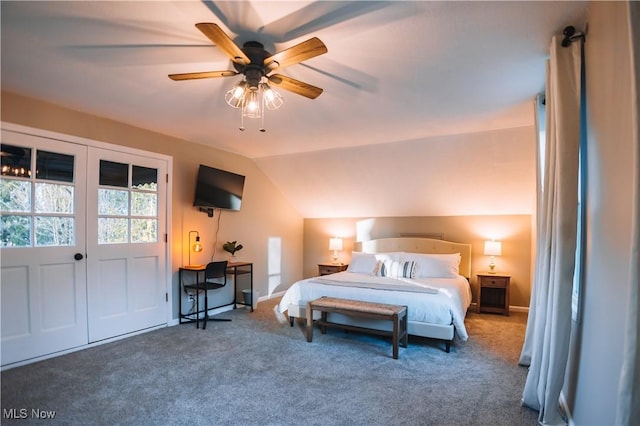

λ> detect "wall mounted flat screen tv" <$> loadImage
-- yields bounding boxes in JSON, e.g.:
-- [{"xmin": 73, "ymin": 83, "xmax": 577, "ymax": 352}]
[{"xmin": 193, "ymin": 164, "xmax": 245, "ymax": 213}]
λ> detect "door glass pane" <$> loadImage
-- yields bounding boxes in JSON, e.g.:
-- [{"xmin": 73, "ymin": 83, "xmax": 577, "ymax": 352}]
[
  {"xmin": 97, "ymin": 162, "xmax": 161, "ymax": 245},
  {"xmin": 1, "ymin": 215, "xmax": 31, "ymax": 247},
  {"xmin": 99, "ymin": 160, "xmax": 128, "ymax": 187},
  {"xmin": 1, "ymin": 144, "xmax": 31, "ymax": 177},
  {"xmin": 132, "ymin": 166, "xmax": 157, "ymax": 190},
  {"xmin": 36, "ymin": 150, "xmax": 74, "ymax": 183},
  {"xmin": 131, "ymin": 192, "xmax": 157, "ymax": 216},
  {"xmin": 1, "ymin": 143, "xmax": 79, "ymax": 249},
  {"xmin": 98, "ymin": 218, "xmax": 128, "ymax": 244},
  {"xmin": 98, "ymin": 189, "xmax": 129, "ymax": 215},
  {"xmin": 35, "ymin": 216, "xmax": 74, "ymax": 246},
  {"xmin": 35, "ymin": 183, "xmax": 74, "ymax": 214},
  {"xmin": 131, "ymin": 219, "xmax": 158, "ymax": 243},
  {"xmin": 0, "ymin": 179, "xmax": 31, "ymax": 212}
]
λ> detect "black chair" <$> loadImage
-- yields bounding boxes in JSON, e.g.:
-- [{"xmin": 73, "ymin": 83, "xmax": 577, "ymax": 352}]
[{"xmin": 186, "ymin": 261, "xmax": 232, "ymax": 329}]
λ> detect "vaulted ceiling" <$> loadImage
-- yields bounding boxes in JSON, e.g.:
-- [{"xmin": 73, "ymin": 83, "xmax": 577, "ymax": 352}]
[{"xmin": 1, "ymin": 1, "xmax": 588, "ymax": 217}]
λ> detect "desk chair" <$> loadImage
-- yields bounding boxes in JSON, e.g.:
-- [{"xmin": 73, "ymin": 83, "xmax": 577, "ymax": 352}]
[{"xmin": 186, "ymin": 261, "xmax": 232, "ymax": 329}]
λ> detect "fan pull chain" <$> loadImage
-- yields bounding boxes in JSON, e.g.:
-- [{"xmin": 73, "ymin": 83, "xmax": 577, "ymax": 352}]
[
  {"xmin": 260, "ymin": 94, "xmax": 266, "ymax": 132},
  {"xmin": 239, "ymin": 108, "xmax": 245, "ymax": 131}
]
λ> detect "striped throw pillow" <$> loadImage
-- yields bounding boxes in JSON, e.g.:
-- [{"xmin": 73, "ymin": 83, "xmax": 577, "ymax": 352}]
[{"xmin": 377, "ymin": 259, "xmax": 416, "ymax": 279}]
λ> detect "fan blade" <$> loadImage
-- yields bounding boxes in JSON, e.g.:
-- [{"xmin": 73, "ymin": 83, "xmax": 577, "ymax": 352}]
[
  {"xmin": 264, "ymin": 37, "xmax": 327, "ymax": 72},
  {"xmin": 195, "ymin": 23, "xmax": 249, "ymax": 65},
  {"xmin": 169, "ymin": 70, "xmax": 237, "ymax": 81},
  {"xmin": 268, "ymin": 74, "xmax": 323, "ymax": 99}
]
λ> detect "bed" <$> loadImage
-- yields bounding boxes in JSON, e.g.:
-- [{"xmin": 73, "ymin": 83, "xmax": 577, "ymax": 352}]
[{"xmin": 278, "ymin": 237, "xmax": 472, "ymax": 352}]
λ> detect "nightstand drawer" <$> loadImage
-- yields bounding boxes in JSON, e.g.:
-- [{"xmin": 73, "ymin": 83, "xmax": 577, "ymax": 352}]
[
  {"xmin": 479, "ymin": 276, "xmax": 508, "ymax": 288},
  {"xmin": 318, "ymin": 263, "xmax": 348, "ymax": 276}
]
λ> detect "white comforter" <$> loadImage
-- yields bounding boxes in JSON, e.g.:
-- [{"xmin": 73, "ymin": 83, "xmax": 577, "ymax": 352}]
[{"xmin": 277, "ymin": 271, "xmax": 472, "ymax": 340}]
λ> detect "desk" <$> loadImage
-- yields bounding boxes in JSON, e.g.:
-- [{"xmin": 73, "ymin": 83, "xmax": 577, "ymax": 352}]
[{"xmin": 179, "ymin": 262, "xmax": 254, "ymax": 328}]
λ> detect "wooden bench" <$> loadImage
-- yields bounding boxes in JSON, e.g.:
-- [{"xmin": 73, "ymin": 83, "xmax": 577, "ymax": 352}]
[{"xmin": 306, "ymin": 297, "xmax": 408, "ymax": 359}]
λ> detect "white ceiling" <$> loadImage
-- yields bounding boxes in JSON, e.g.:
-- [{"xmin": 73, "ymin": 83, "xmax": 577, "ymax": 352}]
[
  {"xmin": 2, "ymin": 1, "xmax": 588, "ymax": 160},
  {"xmin": 2, "ymin": 1, "xmax": 589, "ymax": 219}
]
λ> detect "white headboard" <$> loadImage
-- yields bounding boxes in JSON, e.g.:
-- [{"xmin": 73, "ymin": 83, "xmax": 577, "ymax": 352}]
[{"xmin": 353, "ymin": 237, "xmax": 472, "ymax": 279}]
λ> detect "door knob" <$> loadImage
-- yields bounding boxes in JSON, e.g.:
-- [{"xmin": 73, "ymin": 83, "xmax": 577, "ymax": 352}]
[{"xmin": 74, "ymin": 253, "xmax": 84, "ymax": 261}]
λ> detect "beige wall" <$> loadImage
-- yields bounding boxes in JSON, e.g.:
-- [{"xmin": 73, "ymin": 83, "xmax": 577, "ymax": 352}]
[
  {"xmin": 257, "ymin": 125, "xmax": 537, "ymax": 218},
  {"xmin": 304, "ymin": 214, "xmax": 532, "ymax": 308},
  {"xmin": 1, "ymin": 91, "xmax": 304, "ymax": 318}
]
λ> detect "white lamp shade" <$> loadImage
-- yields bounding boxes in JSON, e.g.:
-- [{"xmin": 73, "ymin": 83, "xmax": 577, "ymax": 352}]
[
  {"xmin": 329, "ymin": 237, "xmax": 343, "ymax": 251},
  {"xmin": 484, "ymin": 240, "xmax": 502, "ymax": 256}
]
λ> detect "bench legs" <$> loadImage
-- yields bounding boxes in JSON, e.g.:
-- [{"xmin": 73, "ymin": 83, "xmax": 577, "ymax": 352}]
[
  {"xmin": 301, "ymin": 305, "xmax": 450, "ymax": 354},
  {"xmin": 306, "ymin": 301, "xmax": 408, "ymax": 359},
  {"xmin": 305, "ymin": 302, "xmax": 313, "ymax": 342}
]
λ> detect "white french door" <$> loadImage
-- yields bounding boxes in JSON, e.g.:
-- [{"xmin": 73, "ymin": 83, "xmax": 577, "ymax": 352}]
[
  {"xmin": 1, "ymin": 125, "xmax": 170, "ymax": 366},
  {"xmin": 1, "ymin": 131, "xmax": 88, "ymax": 365},
  {"xmin": 86, "ymin": 148, "xmax": 167, "ymax": 342}
]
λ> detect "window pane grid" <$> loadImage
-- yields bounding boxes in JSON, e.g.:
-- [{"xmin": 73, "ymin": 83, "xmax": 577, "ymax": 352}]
[
  {"xmin": 97, "ymin": 162, "xmax": 159, "ymax": 245},
  {"xmin": 1, "ymin": 147, "xmax": 76, "ymax": 248}
]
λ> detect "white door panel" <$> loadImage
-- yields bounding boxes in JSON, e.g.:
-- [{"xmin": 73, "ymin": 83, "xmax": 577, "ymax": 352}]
[
  {"xmin": 1, "ymin": 131, "xmax": 88, "ymax": 366},
  {"xmin": 86, "ymin": 148, "xmax": 167, "ymax": 342}
]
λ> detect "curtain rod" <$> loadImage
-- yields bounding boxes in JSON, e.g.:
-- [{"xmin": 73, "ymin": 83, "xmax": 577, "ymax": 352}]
[{"xmin": 562, "ymin": 25, "xmax": 586, "ymax": 47}]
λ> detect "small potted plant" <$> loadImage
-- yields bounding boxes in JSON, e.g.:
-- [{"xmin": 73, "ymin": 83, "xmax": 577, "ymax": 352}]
[{"xmin": 223, "ymin": 240, "xmax": 243, "ymax": 260}]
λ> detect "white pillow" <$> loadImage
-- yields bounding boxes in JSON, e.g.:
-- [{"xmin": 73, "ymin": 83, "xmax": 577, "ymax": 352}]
[
  {"xmin": 402, "ymin": 252, "xmax": 461, "ymax": 278},
  {"xmin": 346, "ymin": 252, "xmax": 378, "ymax": 274},
  {"xmin": 373, "ymin": 252, "xmax": 403, "ymax": 263}
]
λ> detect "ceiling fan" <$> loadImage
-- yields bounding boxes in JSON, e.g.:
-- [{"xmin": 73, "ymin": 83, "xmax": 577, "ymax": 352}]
[{"xmin": 168, "ymin": 23, "xmax": 327, "ymax": 100}]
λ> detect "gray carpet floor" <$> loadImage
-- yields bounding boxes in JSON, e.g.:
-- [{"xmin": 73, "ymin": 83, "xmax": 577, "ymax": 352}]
[{"xmin": 1, "ymin": 297, "xmax": 539, "ymax": 425}]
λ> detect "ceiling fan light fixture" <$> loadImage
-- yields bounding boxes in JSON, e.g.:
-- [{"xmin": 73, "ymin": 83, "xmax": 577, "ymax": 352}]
[
  {"xmin": 261, "ymin": 82, "xmax": 284, "ymax": 110},
  {"xmin": 225, "ymin": 81, "xmax": 247, "ymax": 108},
  {"xmin": 170, "ymin": 23, "xmax": 327, "ymax": 132},
  {"xmin": 242, "ymin": 90, "xmax": 262, "ymax": 119}
]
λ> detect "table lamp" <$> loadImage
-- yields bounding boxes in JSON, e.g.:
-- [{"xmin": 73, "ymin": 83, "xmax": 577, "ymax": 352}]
[
  {"xmin": 186, "ymin": 230, "xmax": 203, "ymax": 268},
  {"xmin": 484, "ymin": 240, "xmax": 502, "ymax": 273},
  {"xmin": 329, "ymin": 237, "xmax": 343, "ymax": 264}
]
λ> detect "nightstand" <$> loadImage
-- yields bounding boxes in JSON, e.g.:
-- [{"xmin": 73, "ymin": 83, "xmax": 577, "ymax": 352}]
[
  {"xmin": 477, "ymin": 273, "xmax": 511, "ymax": 315},
  {"xmin": 318, "ymin": 263, "xmax": 348, "ymax": 276}
]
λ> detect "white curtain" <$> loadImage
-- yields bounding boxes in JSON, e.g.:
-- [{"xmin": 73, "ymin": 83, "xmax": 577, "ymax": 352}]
[
  {"xmin": 519, "ymin": 35, "xmax": 582, "ymax": 425},
  {"xmin": 616, "ymin": 2, "xmax": 640, "ymax": 424}
]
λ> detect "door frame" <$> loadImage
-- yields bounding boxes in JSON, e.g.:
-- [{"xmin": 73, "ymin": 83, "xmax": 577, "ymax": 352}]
[{"xmin": 1, "ymin": 122, "xmax": 173, "ymax": 368}]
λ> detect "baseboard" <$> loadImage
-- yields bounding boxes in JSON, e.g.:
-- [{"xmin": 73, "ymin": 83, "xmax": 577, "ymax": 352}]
[
  {"xmin": 6, "ymin": 293, "xmax": 285, "ymax": 370},
  {"xmin": 184, "ymin": 291, "xmax": 287, "ymax": 318},
  {"xmin": 1, "ymin": 323, "xmax": 167, "ymax": 371},
  {"xmin": 468, "ymin": 303, "xmax": 529, "ymax": 313}
]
